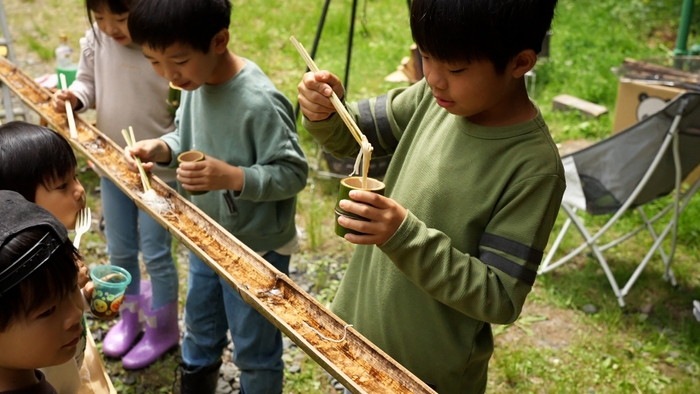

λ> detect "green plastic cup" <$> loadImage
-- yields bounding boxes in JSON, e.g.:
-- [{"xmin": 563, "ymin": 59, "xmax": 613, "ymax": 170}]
[{"xmin": 89, "ymin": 265, "xmax": 132, "ymax": 320}]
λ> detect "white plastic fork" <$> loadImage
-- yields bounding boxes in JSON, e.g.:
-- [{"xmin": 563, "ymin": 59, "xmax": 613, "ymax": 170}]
[{"xmin": 73, "ymin": 207, "xmax": 91, "ymax": 248}]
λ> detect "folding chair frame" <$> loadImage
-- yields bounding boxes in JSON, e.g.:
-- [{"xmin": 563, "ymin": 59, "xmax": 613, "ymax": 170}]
[{"xmin": 540, "ymin": 97, "xmax": 700, "ymax": 307}]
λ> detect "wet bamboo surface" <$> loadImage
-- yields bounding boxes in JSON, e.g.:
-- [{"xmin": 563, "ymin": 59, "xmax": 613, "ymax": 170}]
[{"xmin": 0, "ymin": 57, "xmax": 436, "ymax": 394}]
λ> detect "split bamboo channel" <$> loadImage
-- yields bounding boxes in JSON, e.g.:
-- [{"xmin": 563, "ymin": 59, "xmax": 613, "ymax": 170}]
[{"xmin": 0, "ymin": 57, "xmax": 436, "ymax": 394}]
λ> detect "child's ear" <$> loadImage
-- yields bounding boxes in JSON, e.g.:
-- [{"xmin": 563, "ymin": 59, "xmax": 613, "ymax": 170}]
[
  {"xmin": 510, "ymin": 49, "xmax": 537, "ymax": 78},
  {"xmin": 211, "ymin": 28, "xmax": 230, "ymax": 54}
]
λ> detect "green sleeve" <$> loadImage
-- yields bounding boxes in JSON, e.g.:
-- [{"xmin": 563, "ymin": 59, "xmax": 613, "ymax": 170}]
[
  {"xmin": 302, "ymin": 80, "xmax": 430, "ymax": 158},
  {"xmin": 379, "ymin": 174, "xmax": 565, "ymax": 324}
]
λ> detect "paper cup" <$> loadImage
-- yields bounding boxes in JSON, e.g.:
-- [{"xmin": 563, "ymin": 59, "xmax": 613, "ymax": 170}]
[
  {"xmin": 89, "ymin": 265, "xmax": 132, "ymax": 320},
  {"xmin": 335, "ymin": 176, "xmax": 386, "ymax": 237},
  {"xmin": 177, "ymin": 150, "xmax": 208, "ymax": 195}
]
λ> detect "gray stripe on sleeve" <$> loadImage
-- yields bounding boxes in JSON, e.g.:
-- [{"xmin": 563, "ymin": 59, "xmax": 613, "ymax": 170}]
[
  {"xmin": 480, "ymin": 250, "xmax": 537, "ymax": 286},
  {"xmin": 374, "ymin": 95, "xmax": 399, "ymax": 151},
  {"xmin": 480, "ymin": 233, "xmax": 543, "ymax": 265},
  {"xmin": 358, "ymin": 99, "xmax": 387, "ymax": 157}
]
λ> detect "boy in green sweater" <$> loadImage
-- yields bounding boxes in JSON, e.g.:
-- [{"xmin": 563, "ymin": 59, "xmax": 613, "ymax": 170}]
[
  {"xmin": 124, "ymin": 0, "xmax": 308, "ymax": 393},
  {"xmin": 297, "ymin": 0, "xmax": 564, "ymax": 392}
]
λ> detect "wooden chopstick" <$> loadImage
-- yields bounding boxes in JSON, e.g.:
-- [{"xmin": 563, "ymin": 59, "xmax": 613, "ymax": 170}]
[
  {"xmin": 290, "ymin": 36, "xmax": 365, "ymax": 147},
  {"xmin": 59, "ymin": 73, "xmax": 78, "ymax": 139},
  {"xmin": 121, "ymin": 127, "xmax": 152, "ymax": 192},
  {"xmin": 362, "ymin": 146, "xmax": 371, "ymax": 189}
]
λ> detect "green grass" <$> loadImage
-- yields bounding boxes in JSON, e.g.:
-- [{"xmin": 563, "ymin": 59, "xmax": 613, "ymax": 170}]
[
  {"xmin": 4, "ymin": 0, "xmax": 700, "ymax": 392},
  {"xmin": 537, "ymin": 0, "xmax": 693, "ymax": 141}
]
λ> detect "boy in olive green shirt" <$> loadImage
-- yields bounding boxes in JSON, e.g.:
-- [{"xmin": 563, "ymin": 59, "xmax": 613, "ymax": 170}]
[{"xmin": 298, "ymin": 0, "xmax": 564, "ymax": 392}]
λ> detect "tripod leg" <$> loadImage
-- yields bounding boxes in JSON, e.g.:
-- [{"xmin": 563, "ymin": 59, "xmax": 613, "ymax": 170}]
[
  {"xmin": 344, "ymin": 0, "xmax": 358, "ymax": 93},
  {"xmin": 310, "ymin": 0, "xmax": 333, "ymax": 60},
  {"xmin": 295, "ymin": 0, "xmax": 333, "ymax": 120}
]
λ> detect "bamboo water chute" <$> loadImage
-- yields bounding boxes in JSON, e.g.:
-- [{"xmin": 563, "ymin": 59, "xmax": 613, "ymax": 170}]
[{"xmin": 0, "ymin": 57, "xmax": 435, "ymax": 394}]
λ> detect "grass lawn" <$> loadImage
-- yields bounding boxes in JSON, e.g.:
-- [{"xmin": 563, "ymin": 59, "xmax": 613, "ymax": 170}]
[{"xmin": 3, "ymin": 0, "xmax": 700, "ymax": 392}]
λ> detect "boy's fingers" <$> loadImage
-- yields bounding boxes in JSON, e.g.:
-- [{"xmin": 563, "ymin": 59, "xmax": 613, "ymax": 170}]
[
  {"xmin": 337, "ymin": 215, "xmax": 368, "ymax": 234},
  {"xmin": 127, "ymin": 146, "xmax": 152, "ymax": 163},
  {"xmin": 178, "ymin": 161, "xmax": 206, "ymax": 171},
  {"xmin": 338, "ymin": 199, "xmax": 381, "ymax": 223},
  {"xmin": 313, "ymin": 70, "xmax": 334, "ymax": 84},
  {"xmin": 348, "ymin": 190, "xmax": 387, "ymax": 208},
  {"xmin": 314, "ymin": 71, "xmax": 344, "ymax": 97},
  {"xmin": 303, "ymin": 71, "xmax": 335, "ymax": 97},
  {"xmin": 298, "ymin": 93, "xmax": 338, "ymax": 123},
  {"xmin": 310, "ymin": 80, "xmax": 332, "ymax": 97},
  {"xmin": 338, "ymin": 218, "xmax": 382, "ymax": 245},
  {"xmin": 122, "ymin": 148, "xmax": 143, "ymax": 172},
  {"xmin": 298, "ymin": 95, "xmax": 335, "ymax": 116}
]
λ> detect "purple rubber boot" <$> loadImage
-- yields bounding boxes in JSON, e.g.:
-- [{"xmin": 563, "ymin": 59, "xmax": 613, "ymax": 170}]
[
  {"xmin": 122, "ymin": 299, "xmax": 180, "ymax": 369},
  {"xmin": 102, "ymin": 281, "xmax": 151, "ymax": 358}
]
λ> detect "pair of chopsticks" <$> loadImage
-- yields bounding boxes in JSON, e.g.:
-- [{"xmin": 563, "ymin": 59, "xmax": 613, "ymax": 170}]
[
  {"xmin": 59, "ymin": 74, "xmax": 78, "ymax": 139},
  {"xmin": 290, "ymin": 36, "xmax": 365, "ymax": 146},
  {"xmin": 290, "ymin": 36, "xmax": 374, "ymax": 188},
  {"xmin": 121, "ymin": 126, "xmax": 152, "ymax": 192}
]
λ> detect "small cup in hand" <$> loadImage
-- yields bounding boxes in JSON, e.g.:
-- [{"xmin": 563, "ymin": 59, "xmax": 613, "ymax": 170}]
[
  {"xmin": 335, "ymin": 176, "xmax": 386, "ymax": 237},
  {"xmin": 177, "ymin": 150, "xmax": 208, "ymax": 195},
  {"xmin": 89, "ymin": 265, "xmax": 132, "ymax": 320}
]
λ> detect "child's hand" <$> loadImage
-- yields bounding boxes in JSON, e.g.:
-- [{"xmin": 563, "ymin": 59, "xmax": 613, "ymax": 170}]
[
  {"xmin": 177, "ymin": 155, "xmax": 244, "ymax": 193},
  {"xmin": 337, "ymin": 191, "xmax": 407, "ymax": 245},
  {"xmin": 297, "ymin": 70, "xmax": 345, "ymax": 121},
  {"xmin": 76, "ymin": 259, "xmax": 89, "ymax": 288},
  {"xmin": 51, "ymin": 89, "xmax": 80, "ymax": 113},
  {"xmin": 124, "ymin": 139, "xmax": 172, "ymax": 172},
  {"xmin": 82, "ymin": 281, "xmax": 94, "ymax": 305}
]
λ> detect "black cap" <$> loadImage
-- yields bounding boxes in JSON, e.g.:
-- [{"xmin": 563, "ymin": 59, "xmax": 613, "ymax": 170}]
[{"xmin": 0, "ymin": 190, "xmax": 69, "ymax": 295}]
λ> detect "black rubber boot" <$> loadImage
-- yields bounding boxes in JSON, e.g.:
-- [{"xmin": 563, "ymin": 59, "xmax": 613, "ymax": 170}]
[{"xmin": 179, "ymin": 359, "xmax": 222, "ymax": 394}]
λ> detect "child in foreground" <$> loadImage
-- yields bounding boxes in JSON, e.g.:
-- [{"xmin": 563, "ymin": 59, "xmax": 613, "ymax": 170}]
[
  {"xmin": 51, "ymin": 0, "xmax": 180, "ymax": 369},
  {"xmin": 0, "ymin": 121, "xmax": 89, "ymax": 393},
  {"xmin": 297, "ymin": 0, "xmax": 565, "ymax": 392},
  {"xmin": 0, "ymin": 121, "xmax": 113, "ymax": 394},
  {"xmin": 125, "ymin": 0, "xmax": 308, "ymax": 393},
  {"xmin": 0, "ymin": 190, "xmax": 83, "ymax": 394}
]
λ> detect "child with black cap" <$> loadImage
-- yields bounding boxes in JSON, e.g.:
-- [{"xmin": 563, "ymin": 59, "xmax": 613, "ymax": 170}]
[
  {"xmin": 0, "ymin": 121, "xmax": 114, "ymax": 394},
  {"xmin": 0, "ymin": 190, "xmax": 84, "ymax": 394}
]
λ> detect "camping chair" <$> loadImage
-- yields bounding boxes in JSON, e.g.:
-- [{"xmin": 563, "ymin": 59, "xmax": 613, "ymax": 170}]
[{"xmin": 539, "ymin": 92, "xmax": 700, "ymax": 308}]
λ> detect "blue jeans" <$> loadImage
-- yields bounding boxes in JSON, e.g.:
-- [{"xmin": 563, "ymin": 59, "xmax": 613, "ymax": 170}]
[
  {"xmin": 100, "ymin": 177, "xmax": 178, "ymax": 309},
  {"xmin": 182, "ymin": 250, "xmax": 289, "ymax": 394}
]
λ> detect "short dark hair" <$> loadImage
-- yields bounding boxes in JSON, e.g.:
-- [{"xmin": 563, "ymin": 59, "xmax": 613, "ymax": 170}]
[
  {"xmin": 86, "ymin": 0, "xmax": 134, "ymax": 29},
  {"xmin": 411, "ymin": 0, "xmax": 558, "ymax": 73},
  {"xmin": 129, "ymin": 0, "xmax": 232, "ymax": 53},
  {"xmin": 0, "ymin": 227, "xmax": 80, "ymax": 332},
  {"xmin": 0, "ymin": 121, "xmax": 77, "ymax": 202}
]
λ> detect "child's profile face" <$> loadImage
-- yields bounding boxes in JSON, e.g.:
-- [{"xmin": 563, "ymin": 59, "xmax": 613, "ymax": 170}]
[
  {"xmin": 93, "ymin": 9, "xmax": 132, "ymax": 46},
  {"xmin": 421, "ymin": 52, "xmax": 516, "ymax": 124},
  {"xmin": 142, "ymin": 41, "xmax": 220, "ymax": 91},
  {"xmin": 0, "ymin": 284, "xmax": 83, "ymax": 371},
  {"xmin": 34, "ymin": 169, "xmax": 86, "ymax": 230}
]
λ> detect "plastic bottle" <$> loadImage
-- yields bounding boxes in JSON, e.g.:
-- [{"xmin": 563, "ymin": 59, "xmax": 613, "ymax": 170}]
[{"xmin": 56, "ymin": 34, "xmax": 78, "ymax": 89}]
